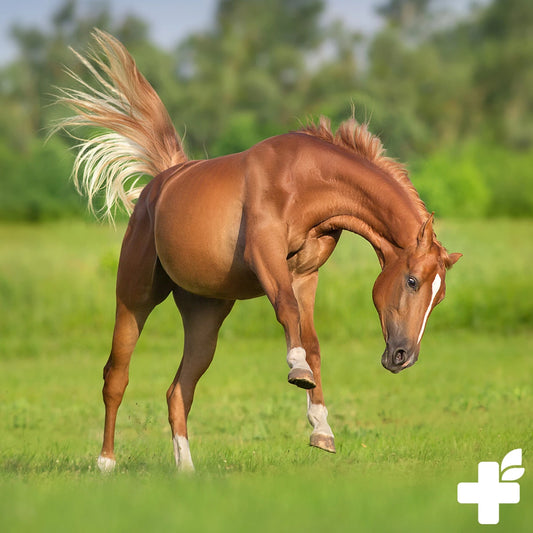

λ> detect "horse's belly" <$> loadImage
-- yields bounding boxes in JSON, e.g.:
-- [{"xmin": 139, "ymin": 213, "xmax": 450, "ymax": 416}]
[{"xmin": 162, "ymin": 243, "xmax": 263, "ymax": 300}]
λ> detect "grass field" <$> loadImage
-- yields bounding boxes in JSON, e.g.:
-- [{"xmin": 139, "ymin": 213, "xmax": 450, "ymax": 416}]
[{"xmin": 0, "ymin": 219, "xmax": 532, "ymax": 532}]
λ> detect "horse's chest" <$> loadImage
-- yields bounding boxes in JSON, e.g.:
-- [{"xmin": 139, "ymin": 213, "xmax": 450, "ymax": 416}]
[{"xmin": 288, "ymin": 232, "xmax": 340, "ymax": 276}]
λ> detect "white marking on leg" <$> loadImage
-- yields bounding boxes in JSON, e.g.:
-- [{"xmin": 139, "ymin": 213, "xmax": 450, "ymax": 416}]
[
  {"xmin": 287, "ymin": 347, "xmax": 312, "ymax": 372},
  {"xmin": 417, "ymin": 273, "xmax": 442, "ymax": 344},
  {"xmin": 173, "ymin": 435, "xmax": 195, "ymax": 472},
  {"xmin": 97, "ymin": 455, "xmax": 116, "ymax": 473},
  {"xmin": 306, "ymin": 392, "xmax": 334, "ymax": 438}
]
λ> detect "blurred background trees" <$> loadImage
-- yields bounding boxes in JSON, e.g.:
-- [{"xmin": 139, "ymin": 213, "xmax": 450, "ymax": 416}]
[{"xmin": 1, "ymin": 0, "xmax": 532, "ymax": 220}]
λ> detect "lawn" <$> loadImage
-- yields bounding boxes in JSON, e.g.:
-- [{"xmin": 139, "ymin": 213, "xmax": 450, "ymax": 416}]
[{"xmin": 0, "ymin": 219, "xmax": 532, "ymax": 532}]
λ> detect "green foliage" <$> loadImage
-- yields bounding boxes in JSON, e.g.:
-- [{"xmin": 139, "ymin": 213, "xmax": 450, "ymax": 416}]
[
  {"xmin": 0, "ymin": 0, "xmax": 532, "ymax": 220},
  {"xmin": 480, "ymin": 145, "xmax": 533, "ymax": 216},
  {"xmin": 472, "ymin": 0, "xmax": 533, "ymax": 148},
  {"xmin": 210, "ymin": 111, "xmax": 284, "ymax": 155},
  {"xmin": 412, "ymin": 145, "xmax": 491, "ymax": 218},
  {"xmin": 172, "ymin": 0, "xmax": 330, "ymax": 158},
  {"xmin": 412, "ymin": 141, "xmax": 533, "ymax": 218},
  {"xmin": 0, "ymin": 137, "xmax": 82, "ymax": 221}
]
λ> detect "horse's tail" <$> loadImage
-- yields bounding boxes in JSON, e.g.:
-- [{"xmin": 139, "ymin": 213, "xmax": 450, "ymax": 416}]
[{"xmin": 55, "ymin": 29, "xmax": 188, "ymax": 220}]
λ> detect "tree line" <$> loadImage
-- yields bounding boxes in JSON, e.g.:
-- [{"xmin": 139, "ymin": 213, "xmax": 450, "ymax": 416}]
[{"xmin": 1, "ymin": 0, "xmax": 532, "ymax": 220}]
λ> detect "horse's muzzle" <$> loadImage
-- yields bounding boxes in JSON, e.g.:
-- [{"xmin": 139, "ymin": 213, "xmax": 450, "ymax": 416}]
[{"xmin": 381, "ymin": 341, "xmax": 419, "ymax": 374}]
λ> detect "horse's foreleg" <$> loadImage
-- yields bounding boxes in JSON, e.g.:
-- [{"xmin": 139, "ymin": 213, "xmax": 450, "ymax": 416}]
[
  {"xmin": 98, "ymin": 300, "xmax": 152, "ymax": 472},
  {"xmin": 293, "ymin": 274, "xmax": 336, "ymax": 453},
  {"xmin": 244, "ymin": 235, "xmax": 315, "ymax": 389},
  {"xmin": 167, "ymin": 288, "xmax": 234, "ymax": 472}
]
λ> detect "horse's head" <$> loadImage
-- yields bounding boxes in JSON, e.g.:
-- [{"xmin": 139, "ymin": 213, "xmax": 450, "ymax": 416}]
[{"xmin": 372, "ymin": 214, "xmax": 461, "ymax": 373}]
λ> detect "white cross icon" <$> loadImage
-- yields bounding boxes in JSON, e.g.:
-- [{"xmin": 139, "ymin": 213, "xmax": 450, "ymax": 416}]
[{"xmin": 457, "ymin": 461, "xmax": 520, "ymax": 524}]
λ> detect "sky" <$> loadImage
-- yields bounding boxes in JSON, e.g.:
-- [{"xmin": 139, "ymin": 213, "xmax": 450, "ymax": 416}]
[
  {"xmin": 0, "ymin": 0, "xmax": 396, "ymax": 67},
  {"xmin": 0, "ymin": 0, "xmax": 383, "ymax": 65},
  {"xmin": 0, "ymin": 0, "xmax": 481, "ymax": 66}
]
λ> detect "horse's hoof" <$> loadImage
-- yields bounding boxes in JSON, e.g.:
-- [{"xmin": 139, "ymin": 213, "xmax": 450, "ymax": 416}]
[
  {"xmin": 310, "ymin": 433, "xmax": 336, "ymax": 453},
  {"xmin": 288, "ymin": 368, "xmax": 316, "ymax": 389},
  {"xmin": 97, "ymin": 455, "xmax": 116, "ymax": 473}
]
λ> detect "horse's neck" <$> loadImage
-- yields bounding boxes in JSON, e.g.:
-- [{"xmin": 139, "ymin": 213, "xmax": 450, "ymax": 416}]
[{"xmin": 307, "ymin": 148, "xmax": 424, "ymax": 260}]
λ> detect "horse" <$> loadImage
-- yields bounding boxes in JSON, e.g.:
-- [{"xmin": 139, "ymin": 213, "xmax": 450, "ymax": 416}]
[{"xmin": 56, "ymin": 30, "xmax": 461, "ymax": 473}]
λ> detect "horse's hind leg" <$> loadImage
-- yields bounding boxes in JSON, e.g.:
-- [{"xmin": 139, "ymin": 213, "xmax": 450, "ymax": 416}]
[
  {"xmin": 98, "ymin": 300, "xmax": 154, "ymax": 472},
  {"xmin": 98, "ymin": 278, "xmax": 172, "ymax": 472},
  {"xmin": 167, "ymin": 287, "xmax": 234, "ymax": 471},
  {"xmin": 98, "ymin": 206, "xmax": 173, "ymax": 472}
]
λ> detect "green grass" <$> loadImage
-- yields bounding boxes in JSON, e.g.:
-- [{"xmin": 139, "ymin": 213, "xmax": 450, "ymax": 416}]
[{"xmin": 0, "ymin": 219, "xmax": 532, "ymax": 532}]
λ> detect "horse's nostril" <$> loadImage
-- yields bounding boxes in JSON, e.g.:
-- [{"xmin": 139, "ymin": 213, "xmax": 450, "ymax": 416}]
[{"xmin": 393, "ymin": 349, "xmax": 407, "ymax": 366}]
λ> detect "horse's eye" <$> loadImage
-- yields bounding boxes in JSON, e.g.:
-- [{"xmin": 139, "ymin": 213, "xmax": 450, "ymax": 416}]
[{"xmin": 407, "ymin": 275, "xmax": 419, "ymax": 291}]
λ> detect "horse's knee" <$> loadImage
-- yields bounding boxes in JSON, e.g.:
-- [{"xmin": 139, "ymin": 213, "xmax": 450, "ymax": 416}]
[
  {"xmin": 274, "ymin": 292, "xmax": 300, "ymax": 329},
  {"xmin": 102, "ymin": 366, "xmax": 129, "ymax": 405}
]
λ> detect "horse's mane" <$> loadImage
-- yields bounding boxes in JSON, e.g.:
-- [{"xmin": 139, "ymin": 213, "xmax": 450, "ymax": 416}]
[{"xmin": 298, "ymin": 116, "xmax": 428, "ymax": 219}]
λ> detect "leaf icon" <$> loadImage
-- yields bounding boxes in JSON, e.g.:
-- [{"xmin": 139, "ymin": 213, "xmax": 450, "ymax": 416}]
[
  {"xmin": 501, "ymin": 467, "xmax": 525, "ymax": 481},
  {"xmin": 501, "ymin": 448, "xmax": 522, "ymax": 471}
]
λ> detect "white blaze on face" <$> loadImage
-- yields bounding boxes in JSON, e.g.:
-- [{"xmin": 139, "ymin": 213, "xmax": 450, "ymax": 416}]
[{"xmin": 417, "ymin": 273, "xmax": 442, "ymax": 345}]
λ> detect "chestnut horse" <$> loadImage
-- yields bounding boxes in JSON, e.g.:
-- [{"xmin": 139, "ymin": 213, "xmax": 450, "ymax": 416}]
[{"xmin": 57, "ymin": 31, "xmax": 461, "ymax": 472}]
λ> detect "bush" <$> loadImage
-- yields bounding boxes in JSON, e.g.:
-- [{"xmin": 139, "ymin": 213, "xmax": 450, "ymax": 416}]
[
  {"xmin": 0, "ymin": 138, "xmax": 83, "ymax": 221},
  {"xmin": 411, "ymin": 141, "xmax": 533, "ymax": 218},
  {"xmin": 480, "ymin": 144, "xmax": 533, "ymax": 216},
  {"xmin": 411, "ymin": 144, "xmax": 491, "ymax": 218},
  {"xmin": 209, "ymin": 112, "xmax": 283, "ymax": 157}
]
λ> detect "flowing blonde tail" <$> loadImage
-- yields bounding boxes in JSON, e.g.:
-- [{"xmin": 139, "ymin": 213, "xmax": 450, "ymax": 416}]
[{"xmin": 55, "ymin": 29, "xmax": 187, "ymax": 220}]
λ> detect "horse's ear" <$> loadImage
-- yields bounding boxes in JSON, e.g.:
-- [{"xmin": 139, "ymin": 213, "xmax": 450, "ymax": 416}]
[
  {"xmin": 417, "ymin": 213, "xmax": 434, "ymax": 252},
  {"xmin": 445, "ymin": 252, "xmax": 462, "ymax": 269}
]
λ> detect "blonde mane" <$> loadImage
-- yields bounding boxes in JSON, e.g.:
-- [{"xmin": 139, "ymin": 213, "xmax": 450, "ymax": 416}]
[{"xmin": 299, "ymin": 116, "xmax": 428, "ymax": 219}]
